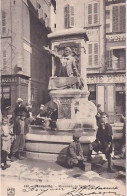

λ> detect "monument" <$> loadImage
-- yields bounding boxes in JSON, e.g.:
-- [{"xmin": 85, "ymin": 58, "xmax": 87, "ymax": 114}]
[
  {"xmin": 25, "ymin": 28, "xmax": 97, "ymax": 161},
  {"xmin": 45, "ymin": 28, "xmax": 97, "ymax": 131}
]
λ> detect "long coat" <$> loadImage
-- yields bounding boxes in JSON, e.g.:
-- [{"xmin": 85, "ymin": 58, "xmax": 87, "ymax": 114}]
[
  {"xmin": 13, "ymin": 118, "xmax": 29, "ymax": 135},
  {"xmin": 55, "ymin": 55, "xmax": 80, "ymax": 77}
]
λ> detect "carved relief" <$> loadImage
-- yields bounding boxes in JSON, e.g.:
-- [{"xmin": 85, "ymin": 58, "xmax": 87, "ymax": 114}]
[{"xmin": 61, "ymin": 104, "xmax": 71, "ymax": 119}]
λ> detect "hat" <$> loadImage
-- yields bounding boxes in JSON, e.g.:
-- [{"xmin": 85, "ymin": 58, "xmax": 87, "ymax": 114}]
[
  {"xmin": 16, "ymin": 98, "xmax": 23, "ymax": 103},
  {"xmin": 73, "ymin": 132, "xmax": 81, "ymax": 139},
  {"xmin": 97, "ymin": 104, "xmax": 101, "ymax": 107}
]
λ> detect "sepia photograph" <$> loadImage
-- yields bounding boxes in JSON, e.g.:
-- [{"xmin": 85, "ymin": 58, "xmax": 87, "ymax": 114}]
[{"xmin": 1, "ymin": 0, "xmax": 126, "ymax": 195}]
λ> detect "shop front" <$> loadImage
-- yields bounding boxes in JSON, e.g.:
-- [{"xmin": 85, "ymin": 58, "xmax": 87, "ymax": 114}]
[
  {"xmin": 1, "ymin": 74, "xmax": 29, "ymax": 112},
  {"xmin": 87, "ymin": 73, "xmax": 126, "ymax": 123}
]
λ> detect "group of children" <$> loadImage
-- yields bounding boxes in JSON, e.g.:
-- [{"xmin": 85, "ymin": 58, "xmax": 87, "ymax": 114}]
[
  {"xmin": 1, "ymin": 112, "xmax": 29, "ymax": 170},
  {"xmin": 1, "ymin": 100, "xmax": 124, "ymax": 173},
  {"xmin": 67, "ymin": 112, "xmax": 115, "ymax": 173}
]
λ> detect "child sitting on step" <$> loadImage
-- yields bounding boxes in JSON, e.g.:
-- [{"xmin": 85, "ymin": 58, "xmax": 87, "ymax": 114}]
[{"xmin": 67, "ymin": 132, "xmax": 85, "ymax": 171}]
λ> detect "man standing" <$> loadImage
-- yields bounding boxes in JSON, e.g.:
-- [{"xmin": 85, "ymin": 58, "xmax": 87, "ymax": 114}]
[
  {"xmin": 13, "ymin": 98, "xmax": 28, "ymax": 119},
  {"xmin": 11, "ymin": 112, "xmax": 29, "ymax": 161},
  {"xmin": 87, "ymin": 112, "xmax": 115, "ymax": 173}
]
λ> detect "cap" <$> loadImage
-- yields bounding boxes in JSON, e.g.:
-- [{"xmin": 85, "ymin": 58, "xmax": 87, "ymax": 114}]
[
  {"xmin": 16, "ymin": 98, "xmax": 23, "ymax": 103},
  {"xmin": 73, "ymin": 132, "xmax": 81, "ymax": 139},
  {"xmin": 101, "ymin": 112, "xmax": 108, "ymax": 117},
  {"xmin": 40, "ymin": 104, "xmax": 44, "ymax": 109},
  {"xmin": 20, "ymin": 112, "xmax": 26, "ymax": 117},
  {"xmin": 2, "ymin": 118, "xmax": 8, "ymax": 123}
]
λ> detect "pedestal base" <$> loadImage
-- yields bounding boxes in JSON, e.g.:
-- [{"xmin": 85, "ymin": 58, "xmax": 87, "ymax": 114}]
[
  {"xmin": 56, "ymin": 118, "xmax": 97, "ymax": 131},
  {"xmin": 50, "ymin": 88, "xmax": 97, "ymax": 131}
]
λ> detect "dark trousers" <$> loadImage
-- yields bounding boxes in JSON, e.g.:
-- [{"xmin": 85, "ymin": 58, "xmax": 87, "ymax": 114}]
[
  {"xmin": 89, "ymin": 140, "xmax": 112, "ymax": 159},
  {"xmin": 11, "ymin": 135, "xmax": 26, "ymax": 153},
  {"xmin": 1, "ymin": 150, "xmax": 7, "ymax": 165}
]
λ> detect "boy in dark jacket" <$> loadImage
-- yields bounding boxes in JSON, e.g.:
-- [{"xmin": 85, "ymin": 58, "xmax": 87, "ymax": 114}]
[
  {"xmin": 11, "ymin": 112, "xmax": 29, "ymax": 161},
  {"xmin": 67, "ymin": 132, "xmax": 85, "ymax": 170},
  {"xmin": 87, "ymin": 112, "xmax": 114, "ymax": 173}
]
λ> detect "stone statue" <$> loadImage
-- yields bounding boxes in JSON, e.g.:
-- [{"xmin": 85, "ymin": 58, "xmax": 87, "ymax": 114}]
[
  {"xmin": 43, "ymin": 46, "xmax": 80, "ymax": 77},
  {"xmin": 43, "ymin": 46, "xmax": 84, "ymax": 90}
]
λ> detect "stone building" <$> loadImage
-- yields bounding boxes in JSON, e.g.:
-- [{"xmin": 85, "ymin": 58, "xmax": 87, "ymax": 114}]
[
  {"xmin": 1, "ymin": 0, "xmax": 56, "ymax": 113},
  {"xmin": 54, "ymin": 0, "xmax": 126, "ymax": 123}
]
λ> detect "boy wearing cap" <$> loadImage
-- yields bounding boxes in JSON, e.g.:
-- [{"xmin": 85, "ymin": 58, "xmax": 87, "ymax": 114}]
[
  {"xmin": 67, "ymin": 132, "xmax": 85, "ymax": 170},
  {"xmin": 87, "ymin": 112, "xmax": 114, "ymax": 172},
  {"xmin": 11, "ymin": 112, "xmax": 29, "ymax": 161}
]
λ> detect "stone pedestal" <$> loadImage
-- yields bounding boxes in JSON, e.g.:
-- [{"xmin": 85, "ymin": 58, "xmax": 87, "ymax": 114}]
[{"xmin": 49, "ymin": 87, "xmax": 97, "ymax": 131}]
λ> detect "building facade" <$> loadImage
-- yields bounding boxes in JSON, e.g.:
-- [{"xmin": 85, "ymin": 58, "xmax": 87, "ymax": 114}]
[
  {"xmin": 1, "ymin": 0, "xmax": 56, "ymax": 113},
  {"xmin": 54, "ymin": 0, "xmax": 126, "ymax": 122},
  {"xmin": 95, "ymin": 0, "xmax": 126, "ymax": 122}
]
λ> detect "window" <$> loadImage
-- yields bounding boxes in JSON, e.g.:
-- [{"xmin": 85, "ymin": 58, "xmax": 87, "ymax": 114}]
[
  {"xmin": 106, "ymin": 49, "xmax": 125, "ymax": 70},
  {"xmin": 88, "ymin": 43, "xmax": 99, "ymax": 66},
  {"xmin": 112, "ymin": 5, "xmax": 125, "ymax": 33},
  {"xmin": 1, "ymin": 86, "xmax": 11, "ymax": 110},
  {"xmin": 2, "ymin": 11, "xmax": 6, "ymax": 34},
  {"xmin": 88, "ymin": 2, "xmax": 99, "ymax": 26},
  {"xmin": 106, "ymin": 50, "xmax": 112, "ymax": 69},
  {"xmin": 64, "ymin": 4, "xmax": 74, "ymax": 28}
]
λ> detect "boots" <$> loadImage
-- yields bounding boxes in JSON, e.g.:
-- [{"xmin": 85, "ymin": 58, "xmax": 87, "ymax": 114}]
[
  {"xmin": 1, "ymin": 163, "xmax": 10, "ymax": 170},
  {"xmin": 79, "ymin": 161, "xmax": 85, "ymax": 171},
  {"xmin": 11, "ymin": 153, "xmax": 16, "ymax": 162},
  {"xmin": 17, "ymin": 152, "xmax": 24, "ymax": 160},
  {"xmin": 107, "ymin": 157, "xmax": 115, "ymax": 173}
]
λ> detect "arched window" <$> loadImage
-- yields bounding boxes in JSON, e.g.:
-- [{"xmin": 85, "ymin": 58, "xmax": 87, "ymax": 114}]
[{"xmin": 64, "ymin": 4, "xmax": 74, "ymax": 28}]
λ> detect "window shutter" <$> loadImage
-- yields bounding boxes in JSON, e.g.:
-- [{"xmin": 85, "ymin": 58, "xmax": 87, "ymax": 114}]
[
  {"xmin": 2, "ymin": 11, "xmax": 6, "ymax": 34},
  {"xmin": 70, "ymin": 6, "xmax": 74, "ymax": 27},
  {"xmin": 119, "ymin": 5, "xmax": 125, "ymax": 32},
  {"xmin": 88, "ymin": 44, "xmax": 93, "ymax": 66},
  {"xmin": 3, "ymin": 50, "xmax": 6, "ymax": 67},
  {"xmin": 112, "ymin": 6, "xmax": 119, "ymax": 32},
  {"xmin": 94, "ymin": 2, "xmax": 99, "ymax": 24},
  {"xmin": 64, "ymin": 5, "xmax": 69, "ymax": 28},
  {"xmin": 94, "ymin": 43, "xmax": 98, "ymax": 66},
  {"xmin": 88, "ymin": 4, "xmax": 92, "ymax": 25},
  {"xmin": 106, "ymin": 50, "xmax": 112, "ymax": 68}
]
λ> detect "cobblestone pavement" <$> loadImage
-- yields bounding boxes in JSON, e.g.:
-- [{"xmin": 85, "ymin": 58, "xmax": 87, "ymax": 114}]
[{"xmin": 1, "ymin": 157, "xmax": 126, "ymax": 196}]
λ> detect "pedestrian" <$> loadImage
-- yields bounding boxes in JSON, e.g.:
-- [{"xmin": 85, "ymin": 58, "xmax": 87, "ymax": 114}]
[
  {"xmin": 1, "ymin": 118, "xmax": 11, "ymax": 170},
  {"xmin": 13, "ymin": 98, "xmax": 28, "ymax": 119},
  {"xmin": 96, "ymin": 104, "xmax": 103, "ymax": 126},
  {"xmin": 87, "ymin": 112, "xmax": 115, "ymax": 173},
  {"xmin": 119, "ymin": 113, "xmax": 126, "ymax": 158},
  {"xmin": 66, "ymin": 132, "xmax": 85, "ymax": 170},
  {"xmin": 11, "ymin": 112, "xmax": 29, "ymax": 161}
]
